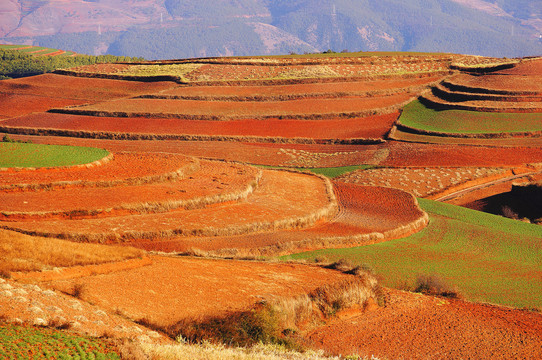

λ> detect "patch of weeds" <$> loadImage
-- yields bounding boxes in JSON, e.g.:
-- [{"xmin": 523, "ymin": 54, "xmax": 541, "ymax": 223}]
[{"xmin": 414, "ymin": 274, "xmax": 461, "ymax": 298}]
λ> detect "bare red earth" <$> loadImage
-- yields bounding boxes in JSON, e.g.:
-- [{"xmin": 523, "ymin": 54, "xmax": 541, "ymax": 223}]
[
  {"xmin": 62, "ymin": 93, "xmax": 413, "ymax": 119},
  {"xmin": 0, "ymin": 160, "xmax": 259, "ymax": 218},
  {"xmin": 308, "ymin": 289, "xmax": 542, "ymax": 360},
  {"xmin": 7, "ymin": 134, "xmax": 542, "ymax": 168},
  {"xmin": 0, "ymin": 169, "xmax": 332, "ymax": 240},
  {"xmin": 0, "ymin": 152, "xmax": 196, "ymax": 190},
  {"xmin": 40, "ymin": 256, "xmax": 358, "ymax": 327},
  {"xmin": 0, "ymin": 74, "xmax": 176, "ymax": 119},
  {"xmin": 3, "ymin": 112, "xmax": 399, "ymax": 140},
  {"xmin": 160, "ymin": 77, "xmax": 441, "ymax": 97},
  {"xmin": 127, "ymin": 183, "xmax": 427, "ymax": 255}
]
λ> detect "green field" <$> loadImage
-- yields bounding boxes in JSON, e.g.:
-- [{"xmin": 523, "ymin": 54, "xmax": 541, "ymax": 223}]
[
  {"xmin": 257, "ymin": 165, "xmax": 374, "ymax": 179},
  {"xmin": 0, "ymin": 142, "xmax": 109, "ymax": 168},
  {"xmin": 283, "ymin": 199, "xmax": 542, "ymax": 309},
  {"xmin": 0, "ymin": 324, "xmax": 120, "ymax": 359},
  {"xmin": 0, "ymin": 45, "xmax": 69, "ymax": 56},
  {"xmin": 399, "ymin": 100, "xmax": 542, "ymax": 134}
]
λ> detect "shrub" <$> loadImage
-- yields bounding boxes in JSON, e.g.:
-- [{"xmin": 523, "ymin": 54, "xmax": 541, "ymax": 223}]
[{"xmin": 414, "ymin": 274, "xmax": 461, "ymax": 298}]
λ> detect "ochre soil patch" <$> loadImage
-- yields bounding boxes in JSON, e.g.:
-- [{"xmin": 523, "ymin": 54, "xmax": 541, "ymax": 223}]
[
  {"xmin": 126, "ymin": 183, "xmax": 427, "ymax": 257},
  {"xmin": 0, "ymin": 169, "xmax": 334, "ymax": 241},
  {"xmin": 420, "ymin": 91, "xmax": 542, "ymax": 113},
  {"xmin": 0, "ymin": 74, "xmax": 176, "ymax": 119},
  {"xmin": 307, "ymin": 288, "xmax": 542, "ymax": 360},
  {"xmin": 2, "ymin": 112, "xmax": 399, "ymax": 141},
  {"xmin": 0, "ymin": 160, "xmax": 259, "ymax": 219},
  {"xmin": 0, "ymin": 74, "xmax": 175, "ymax": 100},
  {"xmin": 492, "ymin": 58, "xmax": 542, "ymax": 77},
  {"xmin": 184, "ymin": 62, "xmax": 450, "ymax": 83},
  {"xmin": 382, "ymin": 141, "xmax": 542, "ymax": 167},
  {"xmin": 0, "ymin": 277, "xmax": 171, "ymax": 343},
  {"xmin": 0, "ymin": 94, "xmax": 82, "ymax": 120},
  {"xmin": 445, "ymin": 72, "xmax": 542, "ymax": 94},
  {"xmin": 0, "ymin": 152, "xmax": 197, "ymax": 192},
  {"xmin": 56, "ymin": 93, "xmax": 413, "ymax": 119},
  {"xmin": 39, "ymin": 256, "xmax": 358, "ymax": 327},
  {"xmin": 338, "ymin": 167, "xmax": 507, "ymax": 197},
  {"xmin": 7, "ymin": 134, "xmax": 542, "ymax": 168},
  {"xmin": 390, "ymin": 126, "xmax": 542, "ymax": 148},
  {"xmin": 158, "ymin": 77, "xmax": 440, "ymax": 98}
]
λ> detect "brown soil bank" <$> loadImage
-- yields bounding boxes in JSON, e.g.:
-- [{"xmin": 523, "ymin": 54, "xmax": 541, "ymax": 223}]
[{"xmin": 307, "ymin": 289, "xmax": 542, "ymax": 360}]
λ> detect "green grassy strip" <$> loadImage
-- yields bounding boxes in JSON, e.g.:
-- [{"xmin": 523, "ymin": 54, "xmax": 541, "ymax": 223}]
[
  {"xmin": 0, "ymin": 142, "xmax": 109, "ymax": 168},
  {"xmin": 400, "ymin": 100, "xmax": 542, "ymax": 134},
  {"xmin": 256, "ymin": 165, "xmax": 374, "ymax": 178},
  {"xmin": 283, "ymin": 199, "xmax": 542, "ymax": 309},
  {"xmin": 0, "ymin": 324, "xmax": 120, "ymax": 359}
]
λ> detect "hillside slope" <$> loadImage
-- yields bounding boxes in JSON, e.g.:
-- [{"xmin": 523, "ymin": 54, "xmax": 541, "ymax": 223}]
[{"xmin": 0, "ymin": 0, "xmax": 540, "ymax": 58}]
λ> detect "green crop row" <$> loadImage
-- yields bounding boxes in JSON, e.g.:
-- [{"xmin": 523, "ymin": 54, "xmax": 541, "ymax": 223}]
[
  {"xmin": 0, "ymin": 141, "xmax": 109, "ymax": 168},
  {"xmin": 399, "ymin": 100, "xmax": 542, "ymax": 134},
  {"xmin": 0, "ymin": 324, "xmax": 120, "ymax": 360}
]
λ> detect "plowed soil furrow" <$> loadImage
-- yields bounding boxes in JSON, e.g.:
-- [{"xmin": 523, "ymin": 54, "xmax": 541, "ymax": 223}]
[
  {"xmin": 0, "ymin": 153, "xmax": 197, "ymax": 192},
  {"xmin": 158, "ymin": 77, "xmax": 440, "ymax": 98},
  {"xmin": 0, "ymin": 161, "xmax": 260, "ymax": 219},
  {"xmin": 125, "ymin": 184, "xmax": 427, "ymax": 256},
  {"xmin": 0, "ymin": 170, "xmax": 334, "ymax": 241},
  {"xmin": 54, "ymin": 94, "xmax": 413, "ymax": 120},
  {"xmin": 1, "ymin": 112, "xmax": 399, "ymax": 141},
  {"xmin": 41, "ymin": 256, "xmax": 357, "ymax": 326},
  {"xmin": 307, "ymin": 289, "xmax": 542, "ymax": 360},
  {"xmin": 0, "ymin": 93, "xmax": 84, "ymax": 119},
  {"xmin": 445, "ymin": 75, "xmax": 542, "ymax": 94},
  {"xmin": 0, "ymin": 74, "xmax": 176, "ymax": 100},
  {"xmin": 421, "ymin": 92, "xmax": 542, "ymax": 113}
]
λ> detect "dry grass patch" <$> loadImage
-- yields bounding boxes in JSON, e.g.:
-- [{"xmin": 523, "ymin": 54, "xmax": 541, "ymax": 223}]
[
  {"xmin": 122, "ymin": 341, "xmax": 372, "ymax": 360},
  {"xmin": 0, "ymin": 229, "xmax": 144, "ymax": 274},
  {"xmin": 161, "ymin": 272, "xmax": 379, "ymax": 349}
]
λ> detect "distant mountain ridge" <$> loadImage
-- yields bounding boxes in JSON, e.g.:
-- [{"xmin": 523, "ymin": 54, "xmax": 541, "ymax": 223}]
[{"xmin": 1, "ymin": 0, "xmax": 540, "ymax": 59}]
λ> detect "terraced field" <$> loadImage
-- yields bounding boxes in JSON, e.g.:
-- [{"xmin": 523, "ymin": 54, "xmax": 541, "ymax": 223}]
[
  {"xmin": 394, "ymin": 58, "xmax": 542, "ymax": 142},
  {"xmin": 1, "ymin": 53, "xmax": 542, "ymax": 360},
  {"xmin": 284, "ymin": 198, "xmax": 542, "ymax": 310}
]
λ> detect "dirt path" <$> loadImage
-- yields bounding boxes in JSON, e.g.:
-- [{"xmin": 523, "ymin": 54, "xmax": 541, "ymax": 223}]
[
  {"xmin": 434, "ymin": 168, "xmax": 542, "ymax": 202},
  {"xmin": 307, "ymin": 289, "xmax": 542, "ymax": 360}
]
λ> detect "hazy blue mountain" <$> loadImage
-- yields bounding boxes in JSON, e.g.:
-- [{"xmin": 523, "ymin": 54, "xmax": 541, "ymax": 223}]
[{"xmin": 1, "ymin": 0, "xmax": 540, "ymax": 59}]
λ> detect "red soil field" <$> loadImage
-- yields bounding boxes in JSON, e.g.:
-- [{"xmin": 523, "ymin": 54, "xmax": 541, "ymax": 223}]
[
  {"xmin": 0, "ymin": 169, "xmax": 333, "ymax": 241},
  {"xmin": 391, "ymin": 126, "xmax": 542, "ymax": 147},
  {"xmin": 308, "ymin": 289, "xmax": 542, "ymax": 360},
  {"xmin": 447, "ymin": 74, "xmax": 542, "ymax": 93},
  {"xmin": 0, "ymin": 161, "xmax": 260, "ymax": 219},
  {"xmin": 159, "ymin": 76, "xmax": 441, "ymax": 98},
  {"xmin": 382, "ymin": 141, "xmax": 542, "ymax": 167},
  {"xmin": 445, "ymin": 63, "xmax": 542, "ymax": 94},
  {"xmin": 0, "ymin": 152, "xmax": 197, "ymax": 191},
  {"xmin": 7, "ymin": 134, "xmax": 542, "ymax": 168},
  {"xmin": 0, "ymin": 276, "xmax": 171, "ymax": 343},
  {"xmin": 2, "ymin": 112, "xmax": 399, "ymax": 141},
  {"xmin": 494, "ymin": 58, "xmax": 542, "ymax": 76},
  {"xmin": 40, "ymin": 256, "xmax": 357, "ymax": 326},
  {"xmin": 0, "ymin": 93, "xmax": 82, "ymax": 119},
  {"xmin": 60, "ymin": 93, "xmax": 413, "ymax": 119},
  {"xmin": 126, "ymin": 183, "xmax": 427, "ymax": 256},
  {"xmin": 0, "ymin": 73, "xmax": 176, "ymax": 101},
  {"xmin": 184, "ymin": 62, "xmax": 449, "ymax": 82}
]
